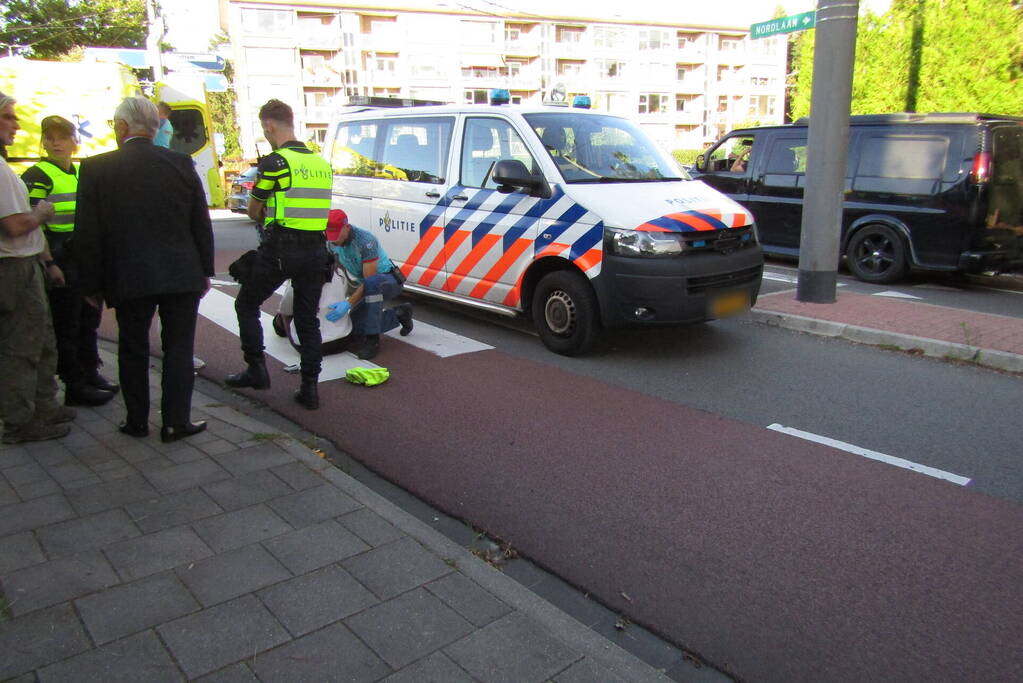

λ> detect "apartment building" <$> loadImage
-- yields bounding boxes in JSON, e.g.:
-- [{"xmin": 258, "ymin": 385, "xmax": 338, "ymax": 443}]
[{"xmin": 224, "ymin": 0, "xmax": 788, "ymax": 159}]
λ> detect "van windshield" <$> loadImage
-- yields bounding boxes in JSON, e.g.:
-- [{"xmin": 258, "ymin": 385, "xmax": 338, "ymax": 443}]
[{"xmin": 524, "ymin": 113, "xmax": 688, "ymax": 184}]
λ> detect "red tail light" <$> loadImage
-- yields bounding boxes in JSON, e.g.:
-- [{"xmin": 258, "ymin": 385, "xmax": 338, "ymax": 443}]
[
  {"xmin": 970, "ymin": 152, "xmax": 991, "ymax": 183},
  {"xmin": 241, "ymin": 181, "xmax": 254, "ymax": 190}
]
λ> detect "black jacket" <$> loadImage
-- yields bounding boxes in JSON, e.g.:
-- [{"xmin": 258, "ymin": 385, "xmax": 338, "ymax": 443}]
[{"xmin": 75, "ymin": 138, "xmax": 214, "ymax": 307}]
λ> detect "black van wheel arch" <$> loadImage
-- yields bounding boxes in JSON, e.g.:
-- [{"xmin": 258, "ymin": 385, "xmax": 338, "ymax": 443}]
[
  {"xmin": 845, "ymin": 224, "xmax": 909, "ymax": 284},
  {"xmin": 531, "ymin": 270, "xmax": 600, "ymax": 356}
]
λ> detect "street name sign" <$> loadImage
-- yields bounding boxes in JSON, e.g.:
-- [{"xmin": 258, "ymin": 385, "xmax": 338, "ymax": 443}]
[{"xmin": 750, "ymin": 11, "xmax": 817, "ymax": 39}]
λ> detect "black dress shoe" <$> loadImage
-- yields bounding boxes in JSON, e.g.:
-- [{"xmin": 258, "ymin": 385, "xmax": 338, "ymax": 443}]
[
  {"xmin": 65, "ymin": 383, "xmax": 115, "ymax": 406},
  {"xmin": 86, "ymin": 371, "xmax": 120, "ymax": 393},
  {"xmin": 160, "ymin": 421, "xmax": 207, "ymax": 443},
  {"xmin": 119, "ymin": 421, "xmax": 149, "ymax": 437}
]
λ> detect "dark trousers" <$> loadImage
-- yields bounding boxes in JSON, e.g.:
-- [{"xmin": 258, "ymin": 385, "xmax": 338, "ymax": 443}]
[
  {"xmin": 48, "ymin": 284, "xmax": 101, "ymax": 386},
  {"xmin": 235, "ymin": 229, "xmax": 326, "ymax": 378},
  {"xmin": 350, "ymin": 272, "xmax": 403, "ymax": 337},
  {"xmin": 115, "ymin": 292, "xmax": 201, "ymax": 428}
]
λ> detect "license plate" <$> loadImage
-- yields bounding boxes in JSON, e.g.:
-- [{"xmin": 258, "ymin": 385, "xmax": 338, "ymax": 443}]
[{"xmin": 710, "ymin": 291, "xmax": 750, "ymax": 318}]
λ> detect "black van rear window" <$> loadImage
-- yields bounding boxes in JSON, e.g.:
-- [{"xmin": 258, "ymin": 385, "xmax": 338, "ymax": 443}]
[{"xmin": 854, "ymin": 135, "xmax": 948, "ymax": 195}]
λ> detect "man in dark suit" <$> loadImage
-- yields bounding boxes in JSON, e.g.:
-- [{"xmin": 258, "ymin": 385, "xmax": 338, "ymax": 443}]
[{"xmin": 74, "ymin": 96, "xmax": 214, "ymax": 443}]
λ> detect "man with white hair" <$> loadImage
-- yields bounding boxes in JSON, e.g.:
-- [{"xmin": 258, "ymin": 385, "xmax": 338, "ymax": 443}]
[
  {"xmin": 0, "ymin": 91, "xmax": 69, "ymax": 445},
  {"xmin": 74, "ymin": 96, "xmax": 215, "ymax": 443}
]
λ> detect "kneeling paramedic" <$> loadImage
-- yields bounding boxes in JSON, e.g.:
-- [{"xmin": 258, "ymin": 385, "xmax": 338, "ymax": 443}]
[
  {"xmin": 225, "ymin": 99, "xmax": 331, "ymax": 409},
  {"xmin": 324, "ymin": 209, "xmax": 412, "ymax": 360}
]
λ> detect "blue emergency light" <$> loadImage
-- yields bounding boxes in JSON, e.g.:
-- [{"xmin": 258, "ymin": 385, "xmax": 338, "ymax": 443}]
[
  {"xmin": 572, "ymin": 95, "xmax": 591, "ymax": 109},
  {"xmin": 490, "ymin": 89, "xmax": 510, "ymax": 105}
]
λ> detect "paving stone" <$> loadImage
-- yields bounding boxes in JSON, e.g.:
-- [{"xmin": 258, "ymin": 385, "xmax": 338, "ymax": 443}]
[
  {"xmin": 177, "ymin": 544, "xmax": 291, "ymax": 607},
  {"xmin": 211, "ymin": 442, "xmax": 293, "ymax": 476},
  {"xmin": 59, "ymin": 427, "xmax": 101, "ymax": 449},
  {"xmin": 144, "ymin": 458, "xmax": 231, "ymax": 494},
  {"xmin": 258, "ymin": 564, "xmax": 378, "ymax": 637},
  {"xmin": 33, "ymin": 448, "xmax": 75, "ymax": 467},
  {"xmin": 165, "ymin": 445, "xmax": 209, "ymax": 464},
  {"xmin": 36, "ymin": 629, "xmax": 183, "ymax": 682},
  {"xmin": 61, "ymin": 474, "xmax": 103, "ymax": 490},
  {"xmin": 206, "ymin": 425, "xmax": 252, "ymax": 443},
  {"xmin": 104, "ymin": 526, "xmax": 213, "ymax": 581},
  {"xmin": 337, "ymin": 508, "xmax": 404, "ymax": 548},
  {"xmin": 133, "ymin": 456, "xmax": 179, "ymax": 474},
  {"xmin": 76, "ymin": 571, "xmax": 201, "ymax": 645},
  {"xmin": 191, "ymin": 504, "xmax": 292, "ymax": 552},
  {"xmin": 202, "ymin": 470, "xmax": 292, "ymax": 511},
  {"xmin": 44, "ymin": 461, "xmax": 94, "ymax": 485},
  {"xmin": 262, "ymin": 519, "xmax": 369, "ymax": 575},
  {"xmin": 425, "ymin": 571, "xmax": 512, "ymax": 628},
  {"xmin": 66, "ymin": 475, "xmax": 159, "ymax": 515},
  {"xmin": 270, "ymin": 462, "xmax": 324, "ymax": 491},
  {"xmin": 342, "ymin": 537, "xmax": 452, "ymax": 600},
  {"xmin": 80, "ymin": 418, "xmax": 118, "ymax": 435},
  {"xmin": 3, "ymin": 550, "xmax": 119, "ymax": 616},
  {"xmin": 250, "ymin": 622, "xmax": 391, "ymax": 683},
  {"xmin": 0, "ymin": 445, "xmax": 33, "ymax": 466},
  {"xmin": 97, "ymin": 465, "xmax": 139, "ymax": 482},
  {"xmin": 194, "ymin": 663, "xmax": 260, "ymax": 682},
  {"xmin": 0, "ymin": 477, "xmax": 19, "ymax": 506},
  {"xmin": 196, "ymin": 439, "xmax": 238, "ymax": 456},
  {"xmin": 553, "ymin": 657, "xmax": 629, "ymax": 683},
  {"xmin": 0, "ymin": 604, "xmax": 92, "ymax": 679},
  {"xmin": 443, "ymin": 611, "xmax": 580, "ymax": 683},
  {"xmin": 268, "ymin": 484, "xmax": 361, "ymax": 528},
  {"xmin": 9, "ymin": 477, "xmax": 62, "ymax": 500},
  {"xmin": 0, "ymin": 494, "xmax": 75, "ymax": 539},
  {"xmin": 380, "ymin": 651, "xmax": 476, "ymax": 683},
  {"xmin": 158, "ymin": 594, "xmax": 292, "ymax": 679},
  {"xmin": 0, "ymin": 531, "xmax": 45, "ymax": 574},
  {"xmin": 125, "ymin": 488, "xmax": 224, "ymax": 533},
  {"xmin": 2, "ymin": 461, "xmax": 51, "ymax": 486},
  {"xmin": 346, "ymin": 588, "xmax": 475, "ymax": 669},
  {"xmin": 36, "ymin": 508, "xmax": 140, "ymax": 557}
]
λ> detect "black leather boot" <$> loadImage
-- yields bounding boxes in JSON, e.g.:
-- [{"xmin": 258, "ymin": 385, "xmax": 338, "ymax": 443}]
[
  {"xmin": 225, "ymin": 357, "xmax": 270, "ymax": 389},
  {"xmin": 294, "ymin": 377, "xmax": 319, "ymax": 410},
  {"xmin": 85, "ymin": 370, "xmax": 120, "ymax": 393},
  {"xmin": 65, "ymin": 382, "xmax": 115, "ymax": 406}
]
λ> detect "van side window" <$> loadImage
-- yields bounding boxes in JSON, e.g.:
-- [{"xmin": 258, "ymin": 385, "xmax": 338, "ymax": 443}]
[
  {"xmin": 330, "ymin": 121, "xmax": 380, "ymax": 177},
  {"xmin": 707, "ymin": 135, "xmax": 755, "ymax": 174},
  {"xmin": 763, "ymin": 138, "xmax": 806, "ymax": 188},
  {"xmin": 989, "ymin": 127, "xmax": 1023, "ymax": 228},
  {"xmin": 378, "ymin": 116, "xmax": 454, "ymax": 183},
  {"xmin": 854, "ymin": 135, "xmax": 948, "ymax": 195},
  {"xmin": 461, "ymin": 118, "xmax": 539, "ymax": 189}
]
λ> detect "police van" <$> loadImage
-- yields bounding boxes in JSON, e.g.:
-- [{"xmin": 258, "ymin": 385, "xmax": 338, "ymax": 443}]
[{"xmin": 322, "ymin": 96, "xmax": 764, "ymax": 355}]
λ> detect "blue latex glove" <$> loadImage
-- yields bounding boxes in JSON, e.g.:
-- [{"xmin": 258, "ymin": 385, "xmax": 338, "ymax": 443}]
[{"xmin": 325, "ymin": 301, "xmax": 350, "ymax": 322}]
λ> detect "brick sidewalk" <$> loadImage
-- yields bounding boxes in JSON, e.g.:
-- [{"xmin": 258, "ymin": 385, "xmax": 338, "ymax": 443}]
[
  {"xmin": 0, "ymin": 350, "xmax": 670, "ymax": 682},
  {"xmin": 753, "ymin": 290, "xmax": 1023, "ymax": 373}
]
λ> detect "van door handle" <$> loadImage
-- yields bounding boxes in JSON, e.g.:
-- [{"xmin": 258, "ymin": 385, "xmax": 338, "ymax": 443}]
[
  {"xmin": 425, "ymin": 190, "xmax": 441, "ymax": 198},
  {"xmin": 452, "ymin": 194, "xmax": 468, "ymax": 201}
]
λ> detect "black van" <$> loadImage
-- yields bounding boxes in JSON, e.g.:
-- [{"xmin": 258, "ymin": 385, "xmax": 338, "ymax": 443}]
[{"xmin": 691, "ymin": 113, "xmax": 1023, "ymax": 283}]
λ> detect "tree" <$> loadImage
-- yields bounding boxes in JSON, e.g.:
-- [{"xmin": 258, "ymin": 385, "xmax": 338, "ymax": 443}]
[
  {"xmin": 0, "ymin": 0, "xmax": 147, "ymax": 59},
  {"xmin": 207, "ymin": 32, "xmax": 241, "ymax": 160},
  {"xmin": 789, "ymin": 0, "xmax": 1023, "ymax": 118}
]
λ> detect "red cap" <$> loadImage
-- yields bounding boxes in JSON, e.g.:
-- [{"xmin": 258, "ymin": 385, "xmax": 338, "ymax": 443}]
[{"xmin": 325, "ymin": 209, "xmax": 349, "ymax": 241}]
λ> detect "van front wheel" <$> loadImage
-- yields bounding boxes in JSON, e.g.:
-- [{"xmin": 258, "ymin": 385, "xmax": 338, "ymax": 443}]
[
  {"xmin": 532, "ymin": 271, "xmax": 599, "ymax": 356},
  {"xmin": 846, "ymin": 225, "xmax": 908, "ymax": 284}
]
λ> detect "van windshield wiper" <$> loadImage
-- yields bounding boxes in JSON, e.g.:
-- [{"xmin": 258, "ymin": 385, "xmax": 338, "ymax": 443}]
[{"xmin": 569, "ymin": 176, "xmax": 684, "ymax": 184}]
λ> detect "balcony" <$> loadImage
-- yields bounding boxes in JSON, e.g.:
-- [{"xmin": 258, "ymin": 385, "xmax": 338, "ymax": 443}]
[
  {"xmin": 502, "ymin": 38, "xmax": 540, "ymax": 56},
  {"xmin": 675, "ymin": 75, "xmax": 705, "ymax": 93},
  {"xmin": 302, "ymin": 67, "xmax": 344, "ymax": 87},
  {"xmin": 297, "ymin": 28, "xmax": 341, "ymax": 50},
  {"xmin": 303, "ymin": 105, "xmax": 335, "ymax": 123},
  {"xmin": 360, "ymin": 31, "xmax": 404, "ymax": 52}
]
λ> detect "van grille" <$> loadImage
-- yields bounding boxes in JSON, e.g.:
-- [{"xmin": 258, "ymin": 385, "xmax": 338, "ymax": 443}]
[
  {"xmin": 687, "ymin": 265, "xmax": 763, "ymax": 295},
  {"xmin": 682, "ymin": 226, "xmax": 757, "ymax": 254}
]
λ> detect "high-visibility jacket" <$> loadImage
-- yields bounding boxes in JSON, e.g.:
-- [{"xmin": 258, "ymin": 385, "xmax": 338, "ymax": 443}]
[
  {"xmin": 266, "ymin": 147, "xmax": 332, "ymax": 231},
  {"xmin": 27, "ymin": 160, "xmax": 78, "ymax": 232}
]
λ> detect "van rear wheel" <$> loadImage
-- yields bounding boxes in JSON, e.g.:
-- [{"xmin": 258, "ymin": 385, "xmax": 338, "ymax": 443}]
[
  {"xmin": 532, "ymin": 271, "xmax": 599, "ymax": 356},
  {"xmin": 846, "ymin": 225, "xmax": 908, "ymax": 284}
]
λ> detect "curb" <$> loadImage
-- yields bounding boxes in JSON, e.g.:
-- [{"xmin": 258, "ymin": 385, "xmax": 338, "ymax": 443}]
[{"xmin": 750, "ymin": 309, "xmax": 1023, "ymax": 374}]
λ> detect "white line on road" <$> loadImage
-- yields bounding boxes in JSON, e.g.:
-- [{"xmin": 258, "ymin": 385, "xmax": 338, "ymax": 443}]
[
  {"xmin": 766, "ymin": 423, "xmax": 972, "ymax": 486},
  {"xmin": 873, "ymin": 290, "xmax": 923, "ymax": 300},
  {"xmin": 763, "ymin": 271, "xmax": 846, "ymax": 287}
]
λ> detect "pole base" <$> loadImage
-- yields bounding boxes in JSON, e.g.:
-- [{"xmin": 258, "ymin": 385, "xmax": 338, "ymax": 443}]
[{"xmin": 796, "ymin": 270, "xmax": 838, "ymax": 303}]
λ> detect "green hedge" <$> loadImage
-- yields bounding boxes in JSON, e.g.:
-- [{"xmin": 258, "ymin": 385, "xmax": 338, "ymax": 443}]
[{"xmin": 672, "ymin": 149, "xmax": 704, "ymax": 166}]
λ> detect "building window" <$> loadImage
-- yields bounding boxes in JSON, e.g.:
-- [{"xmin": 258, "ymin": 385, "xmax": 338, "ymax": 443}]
[
  {"xmin": 597, "ymin": 59, "xmax": 626, "ymax": 79},
  {"xmin": 717, "ymin": 95, "xmax": 728, "ymax": 113},
  {"xmin": 638, "ymin": 93, "xmax": 667, "ymax": 114},
  {"xmin": 675, "ymin": 94, "xmax": 698, "ymax": 112},
  {"xmin": 371, "ymin": 53, "xmax": 397, "ymax": 73},
  {"xmin": 639, "ymin": 29, "xmax": 671, "ymax": 51},
  {"xmin": 556, "ymin": 26, "xmax": 584, "ymax": 43},
  {"xmin": 677, "ymin": 31, "xmax": 701, "ymax": 48},
  {"xmin": 464, "ymin": 89, "xmax": 489, "ymax": 104},
  {"xmin": 462, "ymin": 20, "xmax": 499, "ymax": 45},
  {"xmin": 718, "ymin": 35, "xmax": 744, "ymax": 51},
  {"xmin": 749, "ymin": 95, "xmax": 776, "ymax": 118},
  {"xmin": 676, "ymin": 63, "xmax": 698, "ymax": 80},
  {"xmin": 593, "ymin": 26, "xmax": 625, "ymax": 48},
  {"xmin": 242, "ymin": 8, "xmax": 292, "ymax": 35},
  {"xmin": 556, "ymin": 59, "xmax": 584, "ymax": 77}
]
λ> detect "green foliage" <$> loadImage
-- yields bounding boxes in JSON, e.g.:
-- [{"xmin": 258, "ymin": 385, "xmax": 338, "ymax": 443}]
[
  {"xmin": 789, "ymin": 0, "xmax": 1023, "ymax": 118},
  {"xmin": 207, "ymin": 32, "xmax": 241, "ymax": 160},
  {"xmin": 0, "ymin": 0, "xmax": 147, "ymax": 59},
  {"xmin": 672, "ymin": 149, "xmax": 704, "ymax": 165}
]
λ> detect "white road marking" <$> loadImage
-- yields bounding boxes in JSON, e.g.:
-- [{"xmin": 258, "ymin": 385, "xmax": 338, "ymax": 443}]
[
  {"xmin": 384, "ymin": 319, "xmax": 493, "ymax": 357},
  {"xmin": 766, "ymin": 424, "xmax": 971, "ymax": 486},
  {"xmin": 763, "ymin": 271, "xmax": 846, "ymax": 287},
  {"xmin": 873, "ymin": 290, "xmax": 923, "ymax": 300},
  {"xmin": 210, "ymin": 278, "xmax": 238, "ymax": 287}
]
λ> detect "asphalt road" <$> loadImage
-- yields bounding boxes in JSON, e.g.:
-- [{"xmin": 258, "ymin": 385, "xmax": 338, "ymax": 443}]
[{"xmin": 162, "ymin": 216, "xmax": 1023, "ymax": 682}]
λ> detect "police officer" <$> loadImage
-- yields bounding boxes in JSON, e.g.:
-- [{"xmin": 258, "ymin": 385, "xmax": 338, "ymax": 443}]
[
  {"xmin": 324, "ymin": 209, "xmax": 412, "ymax": 360},
  {"xmin": 225, "ymin": 99, "xmax": 331, "ymax": 409},
  {"xmin": 22, "ymin": 115, "xmax": 117, "ymax": 406}
]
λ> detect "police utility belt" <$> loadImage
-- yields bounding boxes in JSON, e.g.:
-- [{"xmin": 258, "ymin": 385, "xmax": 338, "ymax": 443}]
[{"xmin": 264, "ymin": 221, "xmax": 325, "ymax": 243}]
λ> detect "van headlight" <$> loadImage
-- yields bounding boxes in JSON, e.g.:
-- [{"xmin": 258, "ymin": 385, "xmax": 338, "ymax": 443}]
[{"xmin": 604, "ymin": 227, "xmax": 685, "ymax": 257}]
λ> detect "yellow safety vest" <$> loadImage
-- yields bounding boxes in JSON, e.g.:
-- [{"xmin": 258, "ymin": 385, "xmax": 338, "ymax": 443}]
[
  {"xmin": 267, "ymin": 147, "xmax": 332, "ymax": 231},
  {"xmin": 28, "ymin": 160, "xmax": 78, "ymax": 232}
]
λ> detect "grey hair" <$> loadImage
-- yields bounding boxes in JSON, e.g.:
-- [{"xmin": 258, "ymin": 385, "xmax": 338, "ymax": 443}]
[
  {"xmin": 0, "ymin": 91, "xmax": 15, "ymax": 112},
  {"xmin": 113, "ymin": 96, "xmax": 160, "ymax": 136}
]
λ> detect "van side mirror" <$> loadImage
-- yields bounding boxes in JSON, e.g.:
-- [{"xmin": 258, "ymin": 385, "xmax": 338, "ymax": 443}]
[
  {"xmin": 493, "ymin": 159, "xmax": 550, "ymax": 197},
  {"xmin": 695, "ymin": 154, "xmax": 705, "ymax": 172}
]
